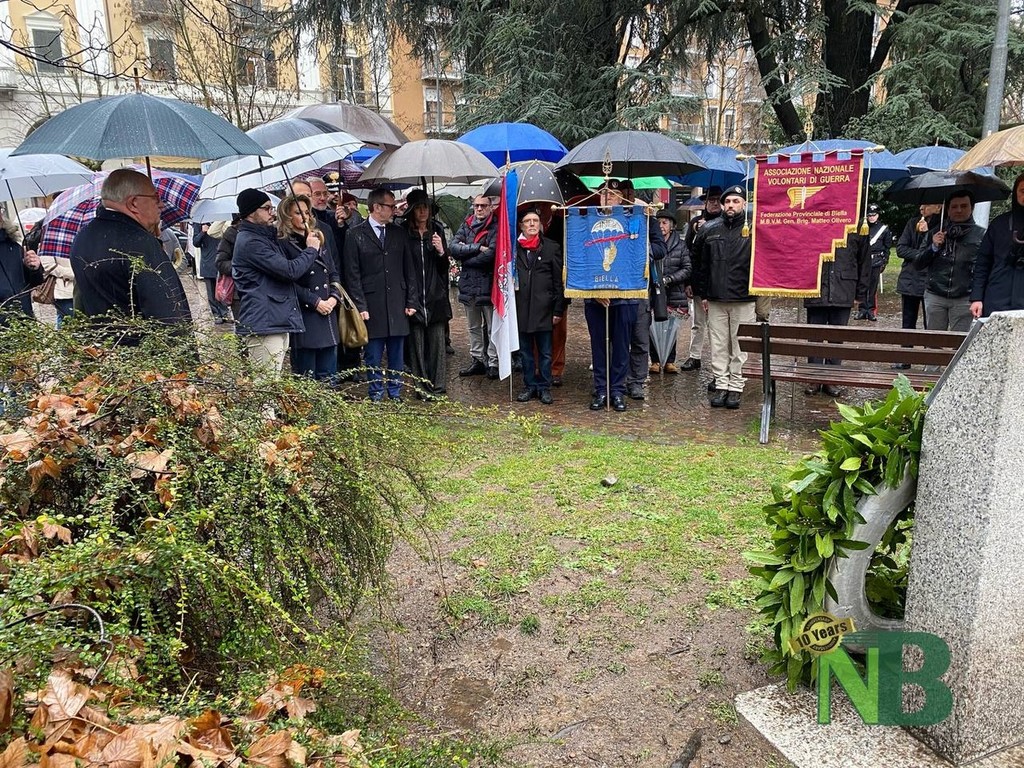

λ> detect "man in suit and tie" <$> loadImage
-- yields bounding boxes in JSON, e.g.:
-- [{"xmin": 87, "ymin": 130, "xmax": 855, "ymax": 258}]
[{"xmin": 342, "ymin": 186, "xmax": 419, "ymax": 402}]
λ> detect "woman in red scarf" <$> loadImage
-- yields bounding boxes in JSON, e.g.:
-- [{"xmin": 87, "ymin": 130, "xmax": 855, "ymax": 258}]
[{"xmin": 514, "ymin": 208, "xmax": 566, "ymax": 405}]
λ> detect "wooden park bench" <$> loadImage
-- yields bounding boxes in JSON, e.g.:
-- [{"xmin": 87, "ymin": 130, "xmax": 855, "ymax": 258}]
[{"xmin": 737, "ymin": 322, "xmax": 967, "ymax": 444}]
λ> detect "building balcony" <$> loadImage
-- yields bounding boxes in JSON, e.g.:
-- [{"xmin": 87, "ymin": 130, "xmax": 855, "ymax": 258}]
[
  {"xmin": 422, "ymin": 115, "xmax": 457, "ymax": 135},
  {"xmin": 420, "ymin": 62, "xmax": 464, "ymax": 81},
  {"xmin": 133, "ymin": 0, "xmax": 174, "ymax": 20},
  {"xmin": 0, "ymin": 67, "xmax": 19, "ymax": 91}
]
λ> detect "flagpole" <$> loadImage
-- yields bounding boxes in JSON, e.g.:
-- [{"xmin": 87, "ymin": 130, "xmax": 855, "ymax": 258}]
[{"xmin": 605, "ymin": 305, "xmax": 611, "ymax": 411}]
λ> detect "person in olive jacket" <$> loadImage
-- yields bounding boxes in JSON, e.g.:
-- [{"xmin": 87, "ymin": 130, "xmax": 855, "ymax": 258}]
[
  {"xmin": 232, "ymin": 189, "xmax": 321, "ymax": 375},
  {"xmin": 402, "ymin": 189, "xmax": 451, "ymax": 397},
  {"xmin": 972, "ymin": 173, "xmax": 1024, "ymax": 318},
  {"xmin": 514, "ymin": 208, "xmax": 565, "ymax": 405},
  {"xmin": 278, "ymin": 194, "xmax": 342, "ymax": 382},
  {"xmin": 342, "ymin": 187, "xmax": 419, "ymax": 402},
  {"xmin": 649, "ymin": 209, "xmax": 691, "ymax": 373}
]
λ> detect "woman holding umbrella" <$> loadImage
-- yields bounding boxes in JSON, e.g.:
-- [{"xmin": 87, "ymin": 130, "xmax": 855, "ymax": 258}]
[
  {"xmin": 514, "ymin": 208, "xmax": 565, "ymax": 405},
  {"xmin": 403, "ymin": 189, "xmax": 451, "ymax": 397}
]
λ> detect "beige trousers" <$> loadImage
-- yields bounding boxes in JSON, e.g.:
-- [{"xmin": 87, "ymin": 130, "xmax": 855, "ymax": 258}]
[
  {"xmin": 707, "ymin": 301, "xmax": 755, "ymax": 392},
  {"xmin": 246, "ymin": 332, "xmax": 290, "ymax": 376}
]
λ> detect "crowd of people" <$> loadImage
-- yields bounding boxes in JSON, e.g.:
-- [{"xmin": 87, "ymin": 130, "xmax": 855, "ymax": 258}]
[{"xmin": 3, "ymin": 167, "xmax": 1024, "ymax": 412}]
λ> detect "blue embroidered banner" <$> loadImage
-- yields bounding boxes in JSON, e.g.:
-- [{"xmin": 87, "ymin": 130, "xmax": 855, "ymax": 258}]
[{"xmin": 564, "ymin": 205, "xmax": 650, "ymax": 298}]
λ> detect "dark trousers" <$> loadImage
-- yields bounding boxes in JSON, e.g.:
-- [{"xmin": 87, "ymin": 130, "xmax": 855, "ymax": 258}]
[
  {"xmin": 364, "ymin": 335, "xmax": 406, "ymax": 400},
  {"xmin": 291, "ymin": 346, "xmax": 338, "ymax": 381},
  {"xmin": 901, "ymin": 294, "xmax": 927, "ymax": 330},
  {"xmin": 408, "ymin": 321, "xmax": 447, "ymax": 392},
  {"xmin": 806, "ymin": 306, "xmax": 851, "ymax": 365},
  {"xmin": 203, "ymin": 277, "xmax": 230, "ymax": 320},
  {"xmin": 627, "ymin": 298, "xmax": 651, "ymax": 386},
  {"xmin": 521, "ymin": 330, "xmax": 553, "ymax": 393},
  {"xmin": 585, "ymin": 300, "xmax": 638, "ymax": 398},
  {"xmin": 862, "ymin": 266, "xmax": 883, "ymax": 312},
  {"xmin": 54, "ymin": 299, "xmax": 74, "ymax": 328}
]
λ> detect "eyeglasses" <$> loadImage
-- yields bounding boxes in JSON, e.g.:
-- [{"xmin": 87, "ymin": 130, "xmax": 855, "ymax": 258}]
[
  {"xmin": 259, "ymin": 203, "xmax": 274, "ymax": 212},
  {"xmin": 473, "ymin": 203, "xmax": 491, "ymax": 208},
  {"xmin": 377, "ymin": 203, "xmax": 395, "ymax": 209},
  {"xmin": 132, "ymin": 193, "xmax": 160, "ymax": 202}
]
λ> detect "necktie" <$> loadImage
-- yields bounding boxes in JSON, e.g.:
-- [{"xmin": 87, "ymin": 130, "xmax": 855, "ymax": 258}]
[{"xmin": 376, "ymin": 225, "xmax": 386, "ymax": 247}]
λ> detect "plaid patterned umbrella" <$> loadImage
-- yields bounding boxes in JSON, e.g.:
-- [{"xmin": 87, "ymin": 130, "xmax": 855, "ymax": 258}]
[{"xmin": 39, "ymin": 170, "xmax": 199, "ymax": 260}]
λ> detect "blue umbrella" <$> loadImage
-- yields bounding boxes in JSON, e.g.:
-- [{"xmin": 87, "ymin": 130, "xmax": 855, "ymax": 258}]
[
  {"xmin": 12, "ymin": 93, "xmax": 268, "ymax": 162},
  {"xmin": 458, "ymin": 122, "xmax": 568, "ymax": 166},
  {"xmin": 772, "ymin": 139, "xmax": 909, "ymax": 182},
  {"xmin": 677, "ymin": 143, "xmax": 747, "ymax": 188},
  {"xmin": 348, "ymin": 147, "xmax": 382, "ymax": 165},
  {"xmin": 893, "ymin": 146, "xmax": 965, "ymax": 174}
]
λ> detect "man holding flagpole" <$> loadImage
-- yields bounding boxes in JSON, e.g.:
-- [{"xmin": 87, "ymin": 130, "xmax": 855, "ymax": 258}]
[{"xmin": 490, "ymin": 169, "xmax": 520, "ymax": 382}]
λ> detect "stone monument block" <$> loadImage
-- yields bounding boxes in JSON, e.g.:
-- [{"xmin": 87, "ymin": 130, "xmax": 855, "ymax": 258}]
[{"xmin": 903, "ymin": 310, "xmax": 1024, "ymax": 765}]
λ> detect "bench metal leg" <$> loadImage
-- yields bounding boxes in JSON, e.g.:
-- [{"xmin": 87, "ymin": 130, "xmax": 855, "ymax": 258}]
[{"xmin": 759, "ymin": 379, "xmax": 775, "ymax": 444}]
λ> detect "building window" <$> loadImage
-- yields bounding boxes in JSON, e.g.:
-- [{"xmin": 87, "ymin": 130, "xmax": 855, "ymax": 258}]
[
  {"xmin": 26, "ymin": 16, "xmax": 64, "ymax": 73},
  {"xmin": 724, "ymin": 111, "xmax": 736, "ymax": 142},
  {"xmin": 147, "ymin": 37, "xmax": 176, "ymax": 80},
  {"xmin": 264, "ymin": 50, "xmax": 278, "ymax": 89}
]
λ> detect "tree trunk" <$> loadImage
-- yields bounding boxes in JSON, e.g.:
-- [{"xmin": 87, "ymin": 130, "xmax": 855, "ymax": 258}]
[
  {"xmin": 746, "ymin": 2, "xmax": 805, "ymax": 141},
  {"xmin": 812, "ymin": 0, "xmax": 877, "ymax": 136}
]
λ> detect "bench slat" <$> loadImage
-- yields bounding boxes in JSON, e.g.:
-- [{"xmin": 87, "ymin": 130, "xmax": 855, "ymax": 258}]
[
  {"xmin": 742, "ymin": 362, "xmax": 939, "ymax": 389},
  {"xmin": 737, "ymin": 322, "xmax": 966, "ymax": 348},
  {"xmin": 738, "ymin": 340, "xmax": 957, "ymax": 365}
]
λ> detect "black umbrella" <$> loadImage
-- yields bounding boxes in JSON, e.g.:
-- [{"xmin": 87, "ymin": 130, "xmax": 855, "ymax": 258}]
[
  {"xmin": 483, "ymin": 160, "xmax": 589, "ymax": 205},
  {"xmin": 284, "ymin": 103, "xmax": 409, "ymax": 149},
  {"xmin": 12, "ymin": 93, "xmax": 267, "ymax": 162},
  {"xmin": 884, "ymin": 170, "xmax": 1010, "ymax": 205},
  {"xmin": 554, "ymin": 130, "xmax": 705, "ymax": 178}
]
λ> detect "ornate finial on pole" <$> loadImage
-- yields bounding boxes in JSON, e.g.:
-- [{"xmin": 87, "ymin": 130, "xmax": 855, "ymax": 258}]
[
  {"xmin": 803, "ymin": 116, "xmax": 814, "ymax": 143},
  {"xmin": 602, "ymin": 149, "xmax": 613, "ymax": 185}
]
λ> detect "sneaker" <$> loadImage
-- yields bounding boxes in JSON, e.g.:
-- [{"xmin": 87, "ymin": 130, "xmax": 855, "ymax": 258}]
[
  {"xmin": 680, "ymin": 358, "xmax": 701, "ymax": 371},
  {"xmin": 664, "ymin": 363, "xmax": 679, "ymax": 374},
  {"xmin": 459, "ymin": 360, "xmax": 487, "ymax": 376},
  {"xmin": 649, "ymin": 362, "xmax": 661, "ymax": 374},
  {"xmin": 725, "ymin": 391, "xmax": 742, "ymax": 409},
  {"xmin": 710, "ymin": 390, "xmax": 728, "ymax": 408}
]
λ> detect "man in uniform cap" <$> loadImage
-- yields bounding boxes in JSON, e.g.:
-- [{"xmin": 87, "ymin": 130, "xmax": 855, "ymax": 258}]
[{"xmin": 855, "ymin": 202, "xmax": 892, "ymax": 321}]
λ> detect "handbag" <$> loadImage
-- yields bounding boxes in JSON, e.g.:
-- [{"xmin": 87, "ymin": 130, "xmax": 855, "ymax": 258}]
[
  {"xmin": 215, "ymin": 273, "xmax": 235, "ymax": 305},
  {"xmin": 31, "ymin": 269, "xmax": 57, "ymax": 305},
  {"xmin": 650, "ymin": 261, "xmax": 669, "ymax": 322},
  {"xmin": 331, "ymin": 282, "xmax": 368, "ymax": 349}
]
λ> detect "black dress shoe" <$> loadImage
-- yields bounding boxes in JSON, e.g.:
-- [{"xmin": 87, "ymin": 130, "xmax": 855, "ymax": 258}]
[
  {"xmin": 551, "ymin": 376, "xmax": 563, "ymax": 387},
  {"xmin": 459, "ymin": 360, "xmax": 487, "ymax": 376},
  {"xmin": 611, "ymin": 395, "xmax": 627, "ymax": 412},
  {"xmin": 486, "ymin": 366, "xmax": 499, "ymax": 379},
  {"xmin": 590, "ymin": 394, "xmax": 608, "ymax": 410},
  {"xmin": 681, "ymin": 357, "xmax": 701, "ymax": 371},
  {"xmin": 710, "ymin": 390, "xmax": 729, "ymax": 407},
  {"xmin": 725, "ymin": 391, "xmax": 742, "ymax": 409},
  {"xmin": 822, "ymin": 384, "xmax": 845, "ymax": 397},
  {"xmin": 867, "ymin": 313, "xmax": 878, "ymax": 322},
  {"xmin": 891, "ymin": 362, "xmax": 911, "ymax": 370},
  {"xmin": 627, "ymin": 384, "xmax": 645, "ymax": 400},
  {"xmin": 539, "ymin": 390, "xmax": 553, "ymax": 405},
  {"xmin": 516, "ymin": 389, "xmax": 536, "ymax": 402},
  {"xmin": 707, "ymin": 380, "xmax": 717, "ymax": 393},
  {"xmin": 804, "ymin": 384, "xmax": 822, "ymax": 395}
]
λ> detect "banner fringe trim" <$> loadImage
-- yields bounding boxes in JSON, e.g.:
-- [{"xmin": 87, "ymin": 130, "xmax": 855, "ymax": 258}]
[{"xmin": 564, "ymin": 289, "xmax": 650, "ymax": 299}]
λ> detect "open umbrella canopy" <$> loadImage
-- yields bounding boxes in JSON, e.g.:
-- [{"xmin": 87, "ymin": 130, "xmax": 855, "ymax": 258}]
[
  {"xmin": 893, "ymin": 146, "xmax": 967, "ymax": 174},
  {"xmin": 17, "ymin": 208, "xmax": 47, "ymax": 228},
  {"xmin": 191, "ymin": 192, "xmax": 282, "ymax": 223},
  {"xmin": 952, "ymin": 126, "xmax": 1024, "ymax": 170},
  {"xmin": 884, "ymin": 170, "xmax": 1010, "ymax": 205},
  {"xmin": 772, "ymin": 139, "xmax": 908, "ymax": 182},
  {"xmin": 677, "ymin": 144, "xmax": 747, "ymax": 188},
  {"xmin": 12, "ymin": 93, "xmax": 268, "ymax": 162},
  {"xmin": 203, "ymin": 117, "xmax": 339, "ymax": 174},
  {"xmin": 284, "ymin": 103, "xmax": 409, "ymax": 149},
  {"xmin": 457, "ymin": 122, "xmax": 568, "ymax": 166},
  {"xmin": 359, "ymin": 139, "xmax": 499, "ymax": 184},
  {"xmin": 199, "ymin": 131, "xmax": 363, "ymax": 199},
  {"xmin": 554, "ymin": 130, "xmax": 705, "ymax": 178},
  {"xmin": 0, "ymin": 149, "xmax": 94, "ymax": 201}
]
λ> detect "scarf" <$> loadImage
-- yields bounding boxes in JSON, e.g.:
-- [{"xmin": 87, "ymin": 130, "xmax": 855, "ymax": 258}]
[
  {"xmin": 518, "ymin": 233, "xmax": 541, "ymax": 250},
  {"xmin": 464, "ymin": 212, "xmax": 494, "ymax": 243}
]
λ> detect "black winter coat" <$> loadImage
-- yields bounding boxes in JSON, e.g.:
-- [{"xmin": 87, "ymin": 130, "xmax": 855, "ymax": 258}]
[
  {"xmin": 692, "ymin": 213, "xmax": 753, "ymax": 302},
  {"xmin": 283, "ymin": 233, "xmax": 342, "ymax": 350},
  {"xmin": 342, "ymin": 220, "xmax": 418, "ymax": 339},
  {"xmin": 895, "ymin": 214, "xmax": 937, "ymax": 297},
  {"xmin": 803, "ymin": 233, "xmax": 871, "ymax": 308},
  {"xmin": 192, "ymin": 224, "xmax": 220, "ymax": 279},
  {"xmin": 515, "ymin": 236, "xmax": 565, "ymax": 334},
  {"xmin": 407, "ymin": 221, "xmax": 452, "ymax": 326},
  {"xmin": 660, "ymin": 230, "xmax": 691, "ymax": 306},
  {"xmin": 449, "ymin": 214, "xmax": 498, "ymax": 306},
  {"xmin": 914, "ymin": 222, "xmax": 985, "ymax": 299},
  {"xmin": 69, "ymin": 207, "xmax": 191, "ymax": 334},
  {"xmin": 232, "ymin": 221, "xmax": 317, "ymax": 336},
  {"xmin": 971, "ymin": 211, "xmax": 1024, "ymax": 314},
  {"xmin": 215, "ymin": 225, "xmax": 238, "ymax": 277},
  {"xmin": 866, "ymin": 220, "xmax": 894, "ymax": 271},
  {"xmin": 0, "ymin": 230, "xmax": 43, "ymax": 323}
]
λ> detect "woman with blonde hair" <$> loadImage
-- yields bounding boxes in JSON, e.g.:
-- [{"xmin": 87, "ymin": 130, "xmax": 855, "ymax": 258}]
[{"xmin": 277, "ymin": 194, "xmax": 342, "ymax": 382}]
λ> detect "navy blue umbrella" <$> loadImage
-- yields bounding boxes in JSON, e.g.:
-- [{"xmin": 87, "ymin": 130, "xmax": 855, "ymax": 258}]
[
  {"xmin": 772, "ymin": 140, "xmax": 909, "ymax": 183},
  {"xmin": 12, "ymin": 93, "xmax": 268, "ymax": 162},
  {"xmin": 457, "ymin": 122, "xmax": 568, "ymax": 166},
  {"xmin": 677, "ymin": 143, "xmax": 747, "ymax": 188}
]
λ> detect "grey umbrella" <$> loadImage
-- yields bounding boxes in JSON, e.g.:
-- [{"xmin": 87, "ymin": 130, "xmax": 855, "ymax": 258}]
[
  {"xmin": 359, "ymin": 140, "xmax": 499, "ymax": 185},
  {"xmin": 204, "ymin": 117, "xmax": 338, "ymax": 173},
  {"xmin": 555, "ymin": 130, "xmax": 705, "ymax": 179},
  {"xmin": 649, "ymin": 314, "xmax": 680, "ymax": 375},
  {"xmin": 284, "ymin": 103, "xmax": 409, "ymax": 149},
  {"xmin": 11, "ymin": 93, "xmax": 268, "ymax": 161}
]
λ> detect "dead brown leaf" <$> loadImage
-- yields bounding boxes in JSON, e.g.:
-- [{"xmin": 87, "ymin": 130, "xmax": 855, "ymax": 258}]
[
  {"xmin": 126, "ymin": 449, "xmax": 173, "ymax": 480},
  {"xmin": 0, "ymin": 669, "xmax": 13, "ymax": 731},
  {"xmin": 0, "ymin": 737, "xmax": 27, "ymax": 768},
  {"xmin": 40, "ymin": 670, "xmax": 90, "ymax": 721},
  {"xmin": 135, "ymin": 715, "xmax": 187, "ymax": 748},
  {"xmin": 40, "ymin": 520, "xmax": 72, "ymax": 545},
  {"xmin": 97, "ymin": 728, "xmax": 144, "ymax": 768},
  {"xmin": 247, "ymin": 731, "xmax": 291, "ymax": 768},
  {"xmin": 245, "ymin": 700, "xmax": 275, "ymax": 723},
  {"xmin": 0, "ymin": 430, "xmax": 36, "ymax": 461},
  {"xmin": 285, "ymin": 739, "xmax": 306, "ymax": 766},
  {"xmin": 284, "ymin": 697, "xmax": 316, "ymax": 722}
]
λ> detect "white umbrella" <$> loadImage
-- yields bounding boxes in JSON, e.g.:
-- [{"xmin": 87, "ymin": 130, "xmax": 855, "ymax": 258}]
[
  {"xmin": 17, "ymin": 207, "xmax": 47, "ymax": 228},
  {"xmin": 358, "ymin": 139, "xmax": 499, "ymax": 185},
  {"xmin": 200, "ymin": 131, "xmax": 362, "ymax": 199},
  {"xmin": 191, "ymin": 193, "xmax": 282, "ymax": 223},
  {"xmin": 0, "ymin": 149, "xmax": 96, "ymax": 238}
]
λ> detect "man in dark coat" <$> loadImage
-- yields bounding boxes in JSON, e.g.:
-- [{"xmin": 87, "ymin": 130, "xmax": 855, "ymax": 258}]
[
  {"xmin": 802, "ymin": 232, "xmax": 871, "ymax": 397},
  {"xmin": 193, "ymin": 222, "xmax": 231, "ymax": 324},
  {"xmin": 70, "ymin": 169, "xmax": 191, "ymax": 344},
  {"xmin": 449, "ymin": 194, "xmax": 499, "ymax": 378},
  {"xmin": 972, "ymin": 173, "xmax": 1024, "ymax": 318},
  {"xmin": 855, "ymin": 203, "xmax": 893, "ymax": 321},
  {"xmin": 0, "ymin": 218, "xmax": 43, "ymax": 325},
  {"xmin": 692, "ymin": 185, "xmax": 754, "ymax": 409},
  {"xmin": 916, "ymin": 191, "xmax": 985, "ymax": 332},
  {"xmin": 514, "ymin": 208, "xmax": 565, "ymax": 405},
  {"xmin": 895, "ymin": 204, "xmax": 938, "ymax": 329},
  {"xmin": 343, "ymin": 186, "xmax": 419, "ymax": 402},
  {"xmin": 680, "ymin": 186, "xmax": 722, "ymax": 372},
  {"xmin": 232, "ymin": 188, "xmax": 321, "ymax": 374}
]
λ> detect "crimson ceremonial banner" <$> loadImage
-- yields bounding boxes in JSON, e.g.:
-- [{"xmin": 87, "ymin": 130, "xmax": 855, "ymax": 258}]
[{"xmin": 750, "ymin": 151, "xmax": 864, "ymax": 297}]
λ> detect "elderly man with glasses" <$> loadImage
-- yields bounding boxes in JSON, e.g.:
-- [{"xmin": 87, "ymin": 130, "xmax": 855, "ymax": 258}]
[
  {"xmin": 70, "ymin": 168, "xmax": 191, "ymax": 344},
  {"xmin": 450, "ymin": 194, "xmax": 500, "ymax": 378}
]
